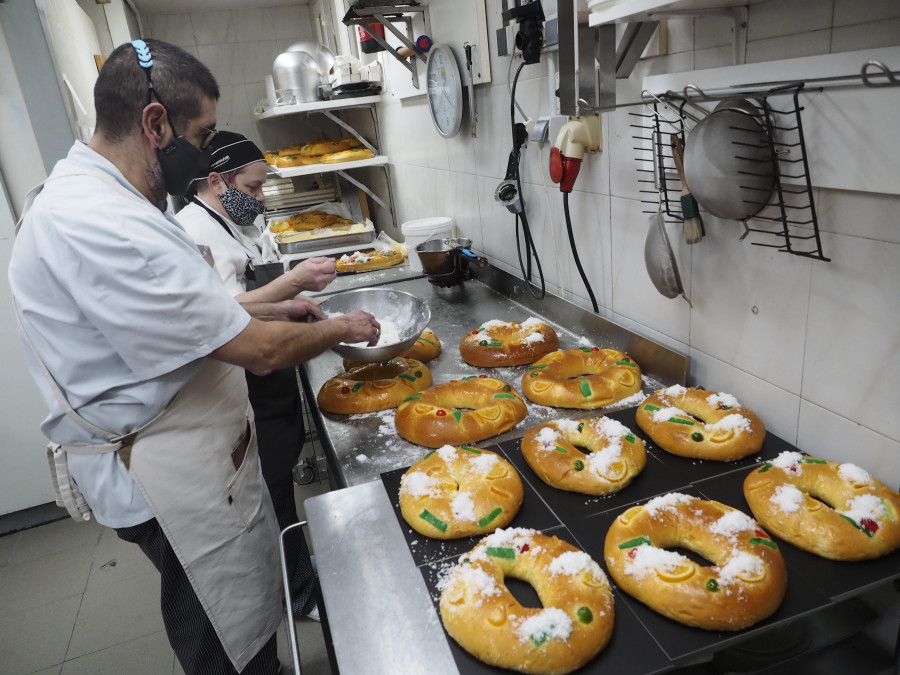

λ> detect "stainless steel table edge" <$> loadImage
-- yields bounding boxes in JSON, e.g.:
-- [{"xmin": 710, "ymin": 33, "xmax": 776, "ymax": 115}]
[{"xmin": 306, "ymin": 481, "xmax": 459, "ymax": 675}]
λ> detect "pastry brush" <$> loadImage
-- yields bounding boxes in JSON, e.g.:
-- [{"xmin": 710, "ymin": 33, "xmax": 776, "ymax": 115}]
[{"xmin": 671, "ymin": 134, "xmax": 704, "ymax": 245}]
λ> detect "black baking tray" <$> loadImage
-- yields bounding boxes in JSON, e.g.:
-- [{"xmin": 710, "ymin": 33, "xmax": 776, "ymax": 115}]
[
  {"xmin": 693, "ymin": 467, "xmax": 900, "ymax": 602},
  {"xmin": 416, "ymin": 526, "xmax": 672, "ymax": 675},
  {"xmin": 380, "ymin": 462, "xmax": 563, "ymax": 568},
  {"xmin": 493, "ymin": 406, "xmax": 711, "ymax": 520},
  {"xmin": 566, "ymin": 485, "xmax": 833, "ymax": 666}
]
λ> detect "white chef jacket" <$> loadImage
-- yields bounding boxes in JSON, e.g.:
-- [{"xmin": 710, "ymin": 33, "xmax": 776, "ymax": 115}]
[
  {"xmin": 8, "ymin": 142, "xmax": 252, "ymax": 528},
  {"xmin": 175, "ymin": 199, "xmax": 272, "ymax": 296}
]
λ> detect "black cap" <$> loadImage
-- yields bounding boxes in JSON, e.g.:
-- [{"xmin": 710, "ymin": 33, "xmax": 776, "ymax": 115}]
[{"xmin": 196, "ymin": 131, "xmax": 265, "ymax": 179}]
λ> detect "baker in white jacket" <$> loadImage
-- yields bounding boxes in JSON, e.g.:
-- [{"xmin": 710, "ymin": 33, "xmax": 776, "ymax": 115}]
[{"xmin": 9, "ymin": 39, "xmax": 378, "ymax": 675}]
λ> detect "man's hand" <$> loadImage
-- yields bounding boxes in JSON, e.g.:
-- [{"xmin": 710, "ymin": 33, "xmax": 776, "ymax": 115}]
[
  {"xmin": 288, "ymin": 256, "xmax": 337, "ymax": 292},
  {"xmin": 333, "ymin": 310, "xmax": 380, "ymax": 345},
  {"xmin": 280, "ymin": 297, "xmax": 324, "ymax": 322}
]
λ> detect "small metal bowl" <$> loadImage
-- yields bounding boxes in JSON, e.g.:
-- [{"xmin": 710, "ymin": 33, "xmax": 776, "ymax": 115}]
[{"xmin": 317, "ymin": 288, "xmax": 431, "ymax": 363}]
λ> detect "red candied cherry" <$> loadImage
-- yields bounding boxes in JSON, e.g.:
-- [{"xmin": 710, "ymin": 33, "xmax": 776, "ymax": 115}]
[
  {"xmin": 479, "ymin": 374, "xmax": 488, "ymax": 378},
  {"xmin": 436, "ymin": 410, "xmax": 447, "ymax": 417},
  {"xmin": 861, "ymin": 518, "xmax": 879, "ymax": 533},
  {"xmin": 340, "ymin": 386, "xmax": 351, "ymax": 394},
  {"xmin": 591, "ymin": 347, "xmax": 599, "ymax": 351}
]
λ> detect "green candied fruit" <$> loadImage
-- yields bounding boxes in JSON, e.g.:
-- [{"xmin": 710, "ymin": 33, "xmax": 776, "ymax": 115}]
[
  {"xmin": 706, "ymin": 579, "xmax": 720, "ymax": 592},
  {"xmin": 381, "ymin": 360, "xmax": 391, "ymax": 366},
  {"xmin": 577, "ymin": 606, "xmax": 593, "ymax": 624},
  {"xmin": 696, "ymin": 385, "xmax": 706, "ymax": 390},
  {"xmin": 691, "ymin": 432, "xmax": 704, "ymax": 442},
  {"xmin": 573, "ymin": 460, "xmax": 585, "ymax": 471},
  {"xmin": 479, "ymin": 340, "xmax": 489, "ymax": 346},
  {"xmin": 530, "ymin": 371, "xmax": 540, "ymax": 378},
  {"xmin": 577, "ymin": 422, "xmax": 585, "ymax": 433},
  {"xmin": 415, "ymin": 370, "xmax": 423, "ymax": 378},
  {"xmin": 503, "ymin": 384, "xmax": 511, "ymax": 392}
]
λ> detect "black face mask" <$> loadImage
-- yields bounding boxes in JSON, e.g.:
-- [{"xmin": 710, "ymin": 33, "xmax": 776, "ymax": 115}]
[{"xmin": 157, "ymin": 135, "xmax": 209, "ymax": 196}]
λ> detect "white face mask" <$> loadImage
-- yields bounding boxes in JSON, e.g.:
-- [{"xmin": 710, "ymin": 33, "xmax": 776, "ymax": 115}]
[{"xmin": 219, "ymin": 186, "xmax": 264, "ymax": 226}]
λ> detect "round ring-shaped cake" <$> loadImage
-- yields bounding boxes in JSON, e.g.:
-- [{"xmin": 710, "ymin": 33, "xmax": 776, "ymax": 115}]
[
  {"xmin": 440, "ymin": 528, "xmax": 615, "ymax": 675},
  {"xmin": 743, "ymin": 451, "xmax": 900, "ymax": 560},
  {"xmin": 521, "ymin": 348, "xmax": 642, "ymax": 409},
  {"xmin": 399, "ymin": 445, "xmax": 524, "ymax": 539},
  {"xmin": 394, "ymin": 376, "xmax": 528, "ymax": 448},
  {"xmin": 604, "ymin": 492, "xmax": 787, "ymax": 631},
  {"xmin": 635, "ymin": 385, "xmax": 765, "ymax": 461},
  {"xmin": 316, "ymin": 357, "xmax": 432, "ymax": 414},
  {"xmin": 459, "ymin": 318, "xmax": 559, "ymax": 367},
  {"xmin": 521, "ymin": 417, "xmax": 647, "ymax": 495}
]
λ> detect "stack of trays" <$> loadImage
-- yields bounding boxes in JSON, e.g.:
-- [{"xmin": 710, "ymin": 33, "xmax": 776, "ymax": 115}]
[{"xmin": 262, "ymin": 177, "xmax": 338, "ymax": 214}]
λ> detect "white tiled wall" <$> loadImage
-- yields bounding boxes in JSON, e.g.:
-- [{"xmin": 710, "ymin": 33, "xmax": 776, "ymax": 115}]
[
  {"xmin": 142, "ymin": 1, "xmax": 900, "ymax": 486},
  {"xmin": 144, "ymin": 5, "xmax": 315, "ymax": 149}
]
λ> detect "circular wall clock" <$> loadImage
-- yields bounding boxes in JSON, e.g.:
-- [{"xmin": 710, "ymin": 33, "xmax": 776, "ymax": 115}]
[{"xmin": 426, "ymin": 43, "xmax": 464, "ymax": 138}]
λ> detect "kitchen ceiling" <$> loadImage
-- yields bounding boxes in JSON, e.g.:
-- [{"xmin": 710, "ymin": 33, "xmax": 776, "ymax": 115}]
[{"xmin": 129, "ymin": 0, "xmax": 305, "ymax": 15}]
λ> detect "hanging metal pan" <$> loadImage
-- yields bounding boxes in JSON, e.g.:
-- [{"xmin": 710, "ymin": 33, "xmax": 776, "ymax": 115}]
[{"xmin": 683, "ymin": 99, "xmax": 777, "ymax": 221}]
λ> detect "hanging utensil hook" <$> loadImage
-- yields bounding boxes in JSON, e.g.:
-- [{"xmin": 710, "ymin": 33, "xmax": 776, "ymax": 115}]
[{"xmin": 861, "ymin": 60, "xmax": 900, "ymax": 88}]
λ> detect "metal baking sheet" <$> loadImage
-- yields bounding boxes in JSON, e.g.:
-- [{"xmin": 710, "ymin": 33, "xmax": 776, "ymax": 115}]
[
  {"xmin": 379, "ymin": 460, "xmax": 564, "ymax": 569},
  {"xmin": 693, "ymin": 468, "xmax": 900, "ymax": 602},
  {"xmin": 491, "ymin": 407, "xmax": 697, "ymax": 522},
  {"xmin": 410, "ymin": 525, "xmax": 672, "ymax": 675},
  {"xmin": 567, "ymin": 486, "xmax": 831, "ymax": 666},
  {"xmin": 276, "ymin": 225, "xmax": 374, "ymax": 254}
]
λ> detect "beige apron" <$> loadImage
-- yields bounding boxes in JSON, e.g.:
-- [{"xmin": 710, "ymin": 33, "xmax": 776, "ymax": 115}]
[{"xmin": 15, "ymin": 171, "xmax": 282, "ymax": 671}]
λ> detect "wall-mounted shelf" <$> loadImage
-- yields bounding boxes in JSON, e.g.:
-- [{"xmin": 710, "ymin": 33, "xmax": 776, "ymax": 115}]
[
  {"xmin": 254, "ymin": 95, "xmax": 383, "ymax": 121},
  {"xmin": 253, "ymin": 94, "xmax": 396, "ymax": 227},
  {"xmin": 586, "ymin": 0, "xmax": 767, "ymax": 26},
  {"xmin": 342, "ymin": 2, "xmax": 430, "ymax": 88},
  {"xmin": 268, "ymin": 155, "xmax": 389, "ymax": 179}
]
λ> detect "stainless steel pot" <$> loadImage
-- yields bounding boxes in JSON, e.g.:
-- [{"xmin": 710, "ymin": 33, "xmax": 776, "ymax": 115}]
[
  {"xmin": 415, "ymin": 238, "xmax": 486, "ymax": 278},
  {"xmin": 683, "ymin": 100, "xmax": 776, "ymax": 221},
  {"xmin": 272, "ymin": 50, "xmax": 321, "ymax": 103}
]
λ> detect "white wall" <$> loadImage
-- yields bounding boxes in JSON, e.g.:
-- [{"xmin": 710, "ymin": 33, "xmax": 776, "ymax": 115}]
[
  {"xmin": 143, "ymin": 4, "xmax": 315, "ymax": 150},
  {"xmin": 373, "ymin": 0, "xmax": 900, "ymax": 485}
]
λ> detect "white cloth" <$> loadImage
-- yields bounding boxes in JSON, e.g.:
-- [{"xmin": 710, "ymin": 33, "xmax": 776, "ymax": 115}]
[
  {"xmin": 8, "ymin": 142, "xmax": 251, "ymax": 528},
  {"xmin": 176, "ymin": 200, "xmax": 272, "ymax": 296}
]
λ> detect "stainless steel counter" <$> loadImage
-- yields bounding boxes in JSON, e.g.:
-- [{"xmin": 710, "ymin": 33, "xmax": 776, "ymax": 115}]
[
  {"xmin": 300, "ymin": 265, "xmax": 688, "ymax": 488},
  {"xmin": 306, "ymin": 481, "xmax": 458, "ymax": 675}
]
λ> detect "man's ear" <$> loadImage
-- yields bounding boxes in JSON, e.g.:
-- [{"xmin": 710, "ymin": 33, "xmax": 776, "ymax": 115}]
[{"xmin": 142, "ymin": 102, "xmax": 172, "ymax": 149}]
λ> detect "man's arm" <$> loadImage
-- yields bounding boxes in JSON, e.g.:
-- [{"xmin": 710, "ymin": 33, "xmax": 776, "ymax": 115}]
[{"xmin": 210, "ymin": 310, "xmax": 379, "ymax": 375}]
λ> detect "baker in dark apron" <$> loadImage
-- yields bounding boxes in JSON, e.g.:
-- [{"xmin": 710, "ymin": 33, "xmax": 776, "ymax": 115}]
[{"xmin": 176, "ymin": 132, "xmax": 338, "ymax": 619}]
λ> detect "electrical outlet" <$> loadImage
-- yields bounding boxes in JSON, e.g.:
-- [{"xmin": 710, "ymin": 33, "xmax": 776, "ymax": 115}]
[
  {"xmin": 548, "ymin": 115, "xmax": 567, "ymax": 148},
  {"xmin": 530, "ymin": 117, "xmax": 550, "ymax": 145}
]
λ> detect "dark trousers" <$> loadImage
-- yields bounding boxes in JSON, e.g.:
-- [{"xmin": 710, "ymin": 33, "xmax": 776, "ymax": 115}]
[
  {"xmin": 116, "ymin": 519, "xmax": 279, "ymax": 675},
  {"xmin": 246, "ymin": 368, "xmax": 318, "ymax": 616}
]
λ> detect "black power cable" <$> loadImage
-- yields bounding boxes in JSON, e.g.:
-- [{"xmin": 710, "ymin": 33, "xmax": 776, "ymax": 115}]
[
  {"xmin": 562, "ymin": 191, "xmax": 599, "ymax": 313},
  {"xmin": 509, "ymin": 59, "xmax": 545, "ymax": 300}
]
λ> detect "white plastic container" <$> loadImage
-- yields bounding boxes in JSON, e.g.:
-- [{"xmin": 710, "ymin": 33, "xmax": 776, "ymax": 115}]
[{"xmin": 401, "ymin": 217, "xmax": 455, "ymax": 272}]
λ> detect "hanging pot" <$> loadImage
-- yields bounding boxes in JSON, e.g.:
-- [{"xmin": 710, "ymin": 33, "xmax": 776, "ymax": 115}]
[{"xmin": 683, "ymin": 99, "xmax": 776, "ymax": 221}]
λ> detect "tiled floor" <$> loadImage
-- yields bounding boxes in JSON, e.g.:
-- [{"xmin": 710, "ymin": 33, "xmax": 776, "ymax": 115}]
[{"xmin": 0, "ymin": 477, "xmax": 331, "ymax": 675}]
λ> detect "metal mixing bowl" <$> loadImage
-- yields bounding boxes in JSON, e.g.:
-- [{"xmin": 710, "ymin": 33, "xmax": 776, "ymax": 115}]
[{"xmin": 317, "ymin": 288, "xmax": 431, "ymax": 363}]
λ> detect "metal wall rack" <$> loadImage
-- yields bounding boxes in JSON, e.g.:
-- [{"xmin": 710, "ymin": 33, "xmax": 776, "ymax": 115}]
[
  {"xmin": 342, "ymin": 1, "xmax": 430, "ymax": 88},
  {"xmin": 634, "ymin": 83, "xmax": 830, "ymax": 261}
]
